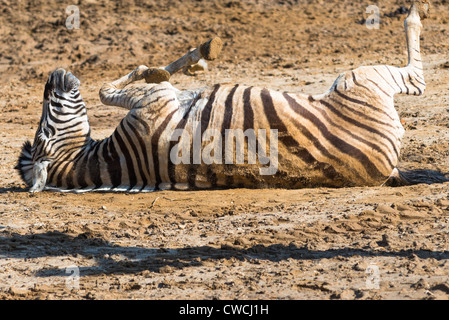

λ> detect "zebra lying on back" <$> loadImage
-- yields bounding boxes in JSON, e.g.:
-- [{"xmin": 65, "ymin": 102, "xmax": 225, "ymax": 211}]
[{"xmin": 16, "ymin": 1, "xmax": 438, "ymax": 193}]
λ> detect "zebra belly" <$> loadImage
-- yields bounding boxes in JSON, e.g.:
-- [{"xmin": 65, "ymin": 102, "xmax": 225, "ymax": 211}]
[{"xmin": 168, "ymin": 156, "xmax": 356, "ymax": 190}]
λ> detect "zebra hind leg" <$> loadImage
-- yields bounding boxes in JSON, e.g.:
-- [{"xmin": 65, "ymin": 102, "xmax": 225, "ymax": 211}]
[
  {"xmin": 369, "ymin": 1, "xmax": 429, "ymax": 98},
  {"xmin": 99, "ymin": 65, "xmax": 157, "ymax": 110},
  {"xmin": 400, "ymin": 1, "xmax": 430, "ymax": 95}
]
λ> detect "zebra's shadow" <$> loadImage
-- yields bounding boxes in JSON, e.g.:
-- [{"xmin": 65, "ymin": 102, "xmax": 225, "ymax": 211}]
[
  {"xmin": 3, "ymin": 168, "xmax": 449, "ymax": 194},
  {"xmin": 0, "ymin": 186, "xmax": 28, "ymax": 194},
  {"xmin": 0, "ymin": 231, "xmax": 448, "ymax": 278}
]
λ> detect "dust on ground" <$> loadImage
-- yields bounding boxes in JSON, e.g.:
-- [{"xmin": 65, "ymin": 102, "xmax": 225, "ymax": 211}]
[{"xmin": 1, "ymin": 0, "xmax": 449, "ymax": 300}]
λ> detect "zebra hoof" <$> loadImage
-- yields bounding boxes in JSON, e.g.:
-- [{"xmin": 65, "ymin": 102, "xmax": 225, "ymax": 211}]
[
  {"xmin": 199, "ymin": 37, "xmax": 223, "ymax": 61},
  {"xmin": 144, "ymin": 68, "xmax": 171, "ymax": 84},
  {"xmin": 183, "ymin": 59, "xmax": 208, "ymax": 76},
  {"xmin": 412, "ymin": 0, "xmax": 431, "ymax": 20}
]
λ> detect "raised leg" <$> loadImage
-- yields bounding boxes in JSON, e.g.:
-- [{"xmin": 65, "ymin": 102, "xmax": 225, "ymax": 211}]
[
  {"xmin": 345, "ymin": 1, "xmax": 429, "ymax": 98},
  {"xmin": 401, "ymin": 0, "xmax": 429, "ymax": 93},
  {"xmin": 382, "ymin": 0, "xmax": 429, "ymax": 96},
  {"xmin": 99, "ymin": 37, "xmax": 223, "ymax": 110},
  {"xmin": 144, "ymin": 37, "xmax": 222, "ymax": 83},
  {"xmin": 99, "ymin": 65, "xmax": 153, "ymax": 110},
  {"xmin": 162, "ymin": 37, "xmax": 222, "ymax": 76}
]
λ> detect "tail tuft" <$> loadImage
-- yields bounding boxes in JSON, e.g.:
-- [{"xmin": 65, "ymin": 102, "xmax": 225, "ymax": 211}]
[{"xmin": 385, "ymin": 168, "xmax": 449, "ymax": 187}]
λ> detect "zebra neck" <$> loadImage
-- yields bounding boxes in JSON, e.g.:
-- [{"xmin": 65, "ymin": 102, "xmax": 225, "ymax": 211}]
[
  {"xmin": 71, "ymin": 137, "xmax": 115, "ymax": 191},
  {"xmin": 56, "ymin": 131, "xmax": 135, "ymax": 192}
]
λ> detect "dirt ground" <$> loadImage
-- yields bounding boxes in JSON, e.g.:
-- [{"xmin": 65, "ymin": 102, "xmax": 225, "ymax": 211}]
[{"xmin": 1, "ymin": 0, "xmax": 449, "ymax": 300}]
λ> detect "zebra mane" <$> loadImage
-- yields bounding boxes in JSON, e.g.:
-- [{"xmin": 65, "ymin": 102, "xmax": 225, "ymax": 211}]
[{"xmin": 15, "ymin": 140, "xmax": 33, "ymax": 187}]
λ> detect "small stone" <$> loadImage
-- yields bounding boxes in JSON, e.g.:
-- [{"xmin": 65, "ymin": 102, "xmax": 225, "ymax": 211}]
[
  {"xmin": 411, "ymin": 278, "xmax": 430, "ymax": 290},
  {"xmin": 399, "ymin": 210, "xmax": 427, "ymax": 220},
  {"xmin": 339, "ymin": 289, "xmax": 355, "ymax": 300},
  {"xmin": 377, "ymin": 234, "xmax": 390, "ymax": 247},
  {"xmin": 233, "ymin": 238, "xmax": 250, "ymax": 246},
  {"xmin": 353, "ymin": 262, "xmax": 368, "ymax": 271},
  {"xmin": 375, "ymin": 204, "xmax": 397, "ymax": 214},
  {"xmin": 394, "ymin": 204, "xmax": 413, "ymax": 211},
  {"xmin": 436, "ymin": 199, "xmax": 449, "ymax": 207},
  {"xmin": 85, "ymin": 292, "xmax": 96, "ymax": 300},
  {"xmin": 159, "ymin": 265, "xmax": 174, "ymax": 274},
  {"xmin": 8, "ymin": 286, "xmax": 28, "ymax": 297}
]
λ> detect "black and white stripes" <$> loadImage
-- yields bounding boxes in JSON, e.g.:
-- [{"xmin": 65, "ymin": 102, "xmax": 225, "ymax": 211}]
[{"xmin": 16, "ymin": 4, "xmax": 429, "ymax": 192}]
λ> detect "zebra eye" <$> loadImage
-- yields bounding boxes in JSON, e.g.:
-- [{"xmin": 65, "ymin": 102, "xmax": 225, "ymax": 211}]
[
  {"xmin": 50, "ymin": 99, "xmax": 63, "ymax": 109},
  {"xmin": 39, "ymin": 127, "xmax": 52, "ymax": 140},
  {"xmin": 43, "ymin": 128, "xmax": 51, "ymax": 137}
]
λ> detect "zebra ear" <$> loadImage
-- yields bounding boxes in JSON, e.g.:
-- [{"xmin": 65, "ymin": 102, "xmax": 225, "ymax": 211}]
[
  {"xmin": 29, "ymin": 160, "xmax": 50, "ymax": 193},
  {"xmin": 15, "ymin": 140, "xmax": 34, "ymax": 187}
]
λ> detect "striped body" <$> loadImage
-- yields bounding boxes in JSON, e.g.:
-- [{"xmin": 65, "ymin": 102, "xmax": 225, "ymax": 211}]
[{"xmin": 16, "ymin": 4, "xmax": 428, "ymax": 192}]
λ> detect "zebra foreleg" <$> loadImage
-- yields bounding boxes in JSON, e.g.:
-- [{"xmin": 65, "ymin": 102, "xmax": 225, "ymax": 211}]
[
  {"xmin": 99, "ymin": 37, "xmax": 222, "ymax": 109},
  {"xmin": 144, "ymin": 37, "xmax": 223, "ymax": 83},
  {"xmin": 99, "ymin": 65, "xmax": 156, "ymax": 110}
]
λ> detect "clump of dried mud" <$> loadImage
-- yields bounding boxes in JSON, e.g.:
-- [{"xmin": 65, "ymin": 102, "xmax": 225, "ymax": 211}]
[{"xmin": 1, "ymin": 0, "xmax": 449, "ymax": 300}]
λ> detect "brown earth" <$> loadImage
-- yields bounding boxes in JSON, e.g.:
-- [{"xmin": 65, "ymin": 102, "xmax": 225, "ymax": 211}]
[{"xmin": 1, "ymin": 0, "xmax": 449, "ymax": 300}]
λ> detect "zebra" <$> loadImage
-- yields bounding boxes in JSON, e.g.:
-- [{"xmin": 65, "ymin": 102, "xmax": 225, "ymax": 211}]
[{"xmin": 16, "ymin": 0, "xmax": 439, "ymax": 193}]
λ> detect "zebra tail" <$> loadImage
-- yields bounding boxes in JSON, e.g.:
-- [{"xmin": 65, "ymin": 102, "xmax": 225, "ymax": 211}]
[{"xmin": 385, "ymin": 168, "xmax": 449, "ymax": 187}]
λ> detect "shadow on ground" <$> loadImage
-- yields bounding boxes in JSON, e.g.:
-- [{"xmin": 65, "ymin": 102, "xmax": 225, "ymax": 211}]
[{"xmin": 1, "ymin": 231, "xmax": 448, "ymax": 278}]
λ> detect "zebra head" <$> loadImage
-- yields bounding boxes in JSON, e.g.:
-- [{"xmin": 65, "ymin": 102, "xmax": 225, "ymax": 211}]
[{"xmin": 16, "ymin": 68, "xmax": 91, "ymax": 192}]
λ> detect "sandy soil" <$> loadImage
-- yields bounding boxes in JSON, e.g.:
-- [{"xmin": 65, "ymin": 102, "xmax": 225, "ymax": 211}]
[{"xmin": 1, "ymin": 0, "xmax": 449, "ymax": 300}]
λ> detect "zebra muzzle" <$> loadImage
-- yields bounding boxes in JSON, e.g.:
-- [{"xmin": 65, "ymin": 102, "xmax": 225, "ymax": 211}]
[{"xmin": 411, "ymin": 0, "xmax": 431, "ymax": 20}]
